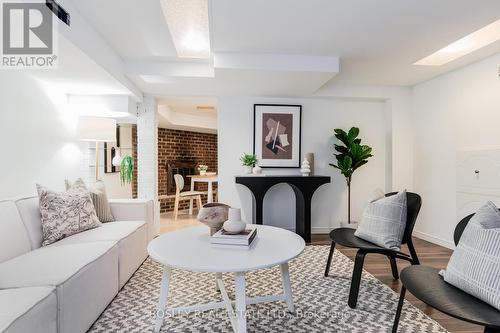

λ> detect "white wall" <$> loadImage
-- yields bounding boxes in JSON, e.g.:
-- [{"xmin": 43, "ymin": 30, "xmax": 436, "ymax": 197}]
[
  {"xmin": 0, "ymin": 71, "xmax": 134, "ymax": 199},
  {"xmin": 412, "ymin": 53, "xmax": 500, "ymax": 248},
  {"xmin": 218, "ymin": 96, "xmax": 389, "ymax": 232},
  {"xmin": 0, "ymin": 72, "xmax": 87, "ymax": 198}
]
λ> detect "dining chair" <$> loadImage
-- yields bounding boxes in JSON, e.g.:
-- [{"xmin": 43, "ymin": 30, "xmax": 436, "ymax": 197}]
[{"xmin": 173, "ymin": 174, "xmax": 203, "ymax": 220}]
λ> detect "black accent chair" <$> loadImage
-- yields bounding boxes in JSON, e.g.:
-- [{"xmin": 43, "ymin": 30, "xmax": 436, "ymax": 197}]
[
  {"xmin": 392, "ymin": 213, "xmax": 500, "ymax": 333},
  {"xmin": 324, "ymin": 192, "xmax": 422, "ymax": 309}
]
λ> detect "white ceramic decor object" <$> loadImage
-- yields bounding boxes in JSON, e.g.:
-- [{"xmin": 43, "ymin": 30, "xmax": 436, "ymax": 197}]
[
  {"xmin": 252, "ymin": 165, "xmax": 262, "ymax": 174},
  {"xmin": 223, "ymin": 208, "xmax": 247, "ymax": 234},
  {"xmin": 300, "ymin": 158, "xmax": 311, "ymax": 176},
  {"xmin": 243, "ymin": 165, "xmax": 252, "ymax": 174}
]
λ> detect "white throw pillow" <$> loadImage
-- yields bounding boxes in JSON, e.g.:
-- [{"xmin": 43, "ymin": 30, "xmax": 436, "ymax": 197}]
[
  {"xmin": 65, "ymin": 179, "xmax": 115, "ymax": 223},
  {"xmin": 440, "ymin": 201, "xmax": 500, "ymax": 311},
  {"xmin": 354, "ymin": 190, "xmax": 407, "ymax": 251},
  {"xmin": 37, "ymin": 181, "xmax": 101, "ymax": 246}
]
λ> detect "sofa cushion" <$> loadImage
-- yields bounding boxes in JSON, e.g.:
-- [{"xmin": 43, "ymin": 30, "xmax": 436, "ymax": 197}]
[
  {"xmin": 440, "ymin": 201, "xmax": 500, "ymax": 311},
  {"xmin": 50, "ymin": 220, "xmax": 146, "ymax": 245},
  {"xmin": 37, "ymin": 182, "xmax": 102, "ymax": 246},
  {"xmin": 0, "ymin": 287, "xmax": 57, "ymax": 333},
  {"xmin": 0, "ymin": 241, "xmax": 117, "ymax": 288},
  {"xmin": 0, "ymin": 201, "xmax": 31, "ymax": 263},
  {"xmin": 51, "ymin": 221, "xmax": 148, "ymax": 288},
  {"xmin": 14, "ymin": 196, "xmax": 43, "ymax": 250}
]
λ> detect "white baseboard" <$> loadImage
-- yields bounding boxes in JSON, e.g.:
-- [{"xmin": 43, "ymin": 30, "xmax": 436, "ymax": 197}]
[
  {"xmin": 311, "ymin": 227, "xmax": 333, "ymax": 234},
  {"xmin": 412, "ymin": 230, "xmax": 455, "ymax": 250}
]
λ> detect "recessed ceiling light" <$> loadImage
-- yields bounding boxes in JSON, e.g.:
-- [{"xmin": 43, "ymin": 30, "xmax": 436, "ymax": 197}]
[
  {"xmin": 160, "ymin": 0, "xmax": 210, "ymax": 59},
  {"xmin": 414, "ymin": 19, "xmax": 500, "ymax": 66}
]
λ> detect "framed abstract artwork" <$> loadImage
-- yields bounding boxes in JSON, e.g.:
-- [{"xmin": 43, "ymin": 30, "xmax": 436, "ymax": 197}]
[{"xmin": 253, "ymin": 104, "xmax": 302, "ymax": 168}]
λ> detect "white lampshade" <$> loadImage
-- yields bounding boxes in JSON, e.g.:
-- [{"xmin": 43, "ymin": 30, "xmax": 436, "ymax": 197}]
[{"xmin": 77, "ymin": 116, "xmax": 116, "ymax": 142}]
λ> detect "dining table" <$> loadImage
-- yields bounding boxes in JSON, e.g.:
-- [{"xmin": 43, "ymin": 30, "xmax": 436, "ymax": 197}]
[{"xmin": 186, "ymin": 174, "xmax": 218, "ymax": 214}]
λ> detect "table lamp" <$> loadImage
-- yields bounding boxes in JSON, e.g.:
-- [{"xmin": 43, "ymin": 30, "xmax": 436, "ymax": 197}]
[{"xmin": 78, "ymin": 116, "xmax": 116, "ymax": 180}]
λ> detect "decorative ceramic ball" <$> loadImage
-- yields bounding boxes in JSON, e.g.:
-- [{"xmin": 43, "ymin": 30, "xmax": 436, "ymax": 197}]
[{"xmin": 197, "ymin": 203, "xmax": 230, "ymax": 235}]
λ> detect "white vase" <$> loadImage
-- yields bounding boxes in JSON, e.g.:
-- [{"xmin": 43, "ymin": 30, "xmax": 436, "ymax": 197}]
[
  {"xmin": 252, "ymin": 165, "xmax": 262, "ymax": 174},
  {"xmin": 223, "ymin": 208, "xmax": 246, "ymax": 234},
  {"xmin": 200, "ymin": 170, "xmax": 207, "ymax": 176},
  {"xmin": 243, "ymin": 165, "xmax": 252, "ymax": 174}
]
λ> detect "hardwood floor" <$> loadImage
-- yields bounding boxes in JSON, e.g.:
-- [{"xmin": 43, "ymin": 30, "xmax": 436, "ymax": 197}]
[
  {"xmin": 312, "ymin": 234, "xmax": 483, "ymax": 333},
  {"xmin": 160, "ymin": 213, "xmax": 482, "ymax": 333}
]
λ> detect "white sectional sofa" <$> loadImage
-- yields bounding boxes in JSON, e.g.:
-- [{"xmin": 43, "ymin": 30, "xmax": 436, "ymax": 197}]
[{"xmin": 0, "ymin": 197, "xmax": 157, "ymax": 333}]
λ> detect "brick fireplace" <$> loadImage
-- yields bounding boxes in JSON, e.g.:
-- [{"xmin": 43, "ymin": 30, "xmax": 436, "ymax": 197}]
[{"xmin": 157, "ymin": 128, "xmax": 218, "ymax": 213}]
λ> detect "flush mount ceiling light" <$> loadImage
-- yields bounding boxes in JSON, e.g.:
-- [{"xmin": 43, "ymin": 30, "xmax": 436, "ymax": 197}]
[
  {"xmin": 160, "ymin": 0, "xmax": 210, "ymax": 58},
  {"xmin": 414, "ymin": 19, "xmax": 500, "ymax": 66}
]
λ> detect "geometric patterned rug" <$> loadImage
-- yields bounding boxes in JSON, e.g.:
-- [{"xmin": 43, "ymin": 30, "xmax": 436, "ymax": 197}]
[{"xmin": 88, "ymin": 246, "xmax": 448, "ymax": 333}]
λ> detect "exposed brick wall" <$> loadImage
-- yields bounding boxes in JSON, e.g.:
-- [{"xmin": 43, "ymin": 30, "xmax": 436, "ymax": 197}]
[{"xmin": 157, "ymin": 128, "xmax": 218, "ymax": 213}]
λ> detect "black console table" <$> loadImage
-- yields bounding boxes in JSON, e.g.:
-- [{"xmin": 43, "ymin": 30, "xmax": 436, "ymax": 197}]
[{"xmin": 235, "ymin": 175, "xmax": 331, "ymax": 242}]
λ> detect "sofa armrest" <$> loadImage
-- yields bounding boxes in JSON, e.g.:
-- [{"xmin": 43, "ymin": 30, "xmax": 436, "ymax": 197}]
[{"xmin": 108, "ymin": 199, "xmax": 157, "ymax": 241}]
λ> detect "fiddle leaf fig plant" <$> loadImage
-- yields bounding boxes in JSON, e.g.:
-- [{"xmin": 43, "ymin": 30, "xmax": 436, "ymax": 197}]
[
  {"xmin": 330, "ymin": 127, "xmax": 373, "ymax": 223},
  {"xmin": 120, "ymin": 155, "xmax": 134, "ymax": 185}
]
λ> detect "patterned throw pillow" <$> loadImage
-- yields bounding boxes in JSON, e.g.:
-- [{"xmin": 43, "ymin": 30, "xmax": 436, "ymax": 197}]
[
  {"xmin": 65, "ymin": 179, "xmax": 114, "ymax": 223},
  {"xmin": 354, "ymin": 190, "xmax": 407, "ymax": 251},
  {"xmin": 440, "ymin": 201, "xmax": 500, "ymax": 310},
  {"xmin": 37, "ymin": 182, "xmax": 102, "ymax": 246}
]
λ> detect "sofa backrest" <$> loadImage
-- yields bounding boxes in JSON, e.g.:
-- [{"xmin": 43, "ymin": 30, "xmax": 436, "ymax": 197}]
[
  {"xmin": 0, "ymin": 200, "xmax": 32, "ymax": 263},
  {"xmin": 14, "ymin": 196, "xmax": 43, "ymax": 250}
]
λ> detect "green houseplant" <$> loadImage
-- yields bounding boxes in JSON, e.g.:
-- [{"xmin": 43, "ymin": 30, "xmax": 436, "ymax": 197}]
[
  {"xmin": 330, "ymin": 127, "xmax": 373, "ymax": 224},
  {"xmin": 120, "ymin": 155, "xmax": 134, "ymax": 185},
  {"xmin": 240, "ymin": 153, "xmax": 257, "ymax": 174}
]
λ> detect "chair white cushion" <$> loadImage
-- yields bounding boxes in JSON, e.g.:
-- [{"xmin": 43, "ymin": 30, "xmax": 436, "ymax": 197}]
[
  {"xmin": 52, "ymin": 221, "xmax": 148, "ymax": 287},
  {"xmin": 0, "ymin": 201, "xmax": 32, "ymax": 263},
  {"xmin": 440, "ymin": 201, "xmax": 500, "ymax": 311},
  {"xmin": 0, "ymin": 242, "xmax": 119, "ymax": 333},
  {"xmin": 0, "ymin": 287, "xmax": 57, "ymax": 333},
  {"xmin": 180, "ymin": 190, "xmax": 204, "ymax": 197},
  {"xmin": 354, "ymin": 190, "xmax": 407, "ymax": 251}
]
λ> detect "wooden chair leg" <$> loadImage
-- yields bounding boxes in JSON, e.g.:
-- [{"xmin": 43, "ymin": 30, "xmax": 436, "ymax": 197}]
[
  {"xmin": 388, "ymin": 256, "xmax": 399, "ymax": 280},
  {"xmin": 173, "ymin": 196, "xmax": 179, "ymax": 220},
  {"xmin": 392, "ymin": 286, "xmax": 406, "ymax": 333},
  {"xmin": 324, "ymin": 241, "xmax": 336, "ymax": 277},
  {"xmin": 348, "ymin": 251, "xmax": 366, "ymax": 308},
  {"xmin": 197, "ymin": 195, "xmax": 202, "ymax": 211}
]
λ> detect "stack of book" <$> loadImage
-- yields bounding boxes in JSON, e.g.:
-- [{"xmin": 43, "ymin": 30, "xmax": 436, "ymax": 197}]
[{"xmin": 210, "ymin": 226, "xmax": 257, "ymax": 249}]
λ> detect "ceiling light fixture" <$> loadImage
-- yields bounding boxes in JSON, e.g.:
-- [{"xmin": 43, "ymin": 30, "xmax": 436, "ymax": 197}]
[
  {"xmin": 160, "ymin": 0, "xmax": 211, "ymax": 59},
  {"xmin": 414, "ymin": 19, "xmax": 500, "ymax": 66}
]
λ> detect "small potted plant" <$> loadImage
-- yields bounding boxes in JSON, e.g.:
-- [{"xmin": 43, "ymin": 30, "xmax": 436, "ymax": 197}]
[
  {"xmin": 198, "ymin": 164, "xmax": 208, "ymax": 176},
  {"xmin": 120, "ymin": 155, "xmax": 134, "ymax": 185},
  {"xmin": 240, "ymin": 153, "xmax": 257, "ymax": 174}
]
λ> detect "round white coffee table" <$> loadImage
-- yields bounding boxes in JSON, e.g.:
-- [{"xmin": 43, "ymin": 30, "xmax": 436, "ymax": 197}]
[{"xmin": 148, "ymin": 225, "xmax": 305, "ymax": 333}]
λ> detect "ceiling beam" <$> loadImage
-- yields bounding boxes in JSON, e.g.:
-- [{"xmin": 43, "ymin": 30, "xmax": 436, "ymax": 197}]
[
  {"xmin": 125, "ymin": 60, "xmax": 215, "ymax": 78},
  {"xmin": 56, "ymin": 0, "xmax": 143, "ymax": 101},
  {"xmin": 214, "ymin": 53, "xmax": 340, "ymax": 74}
]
